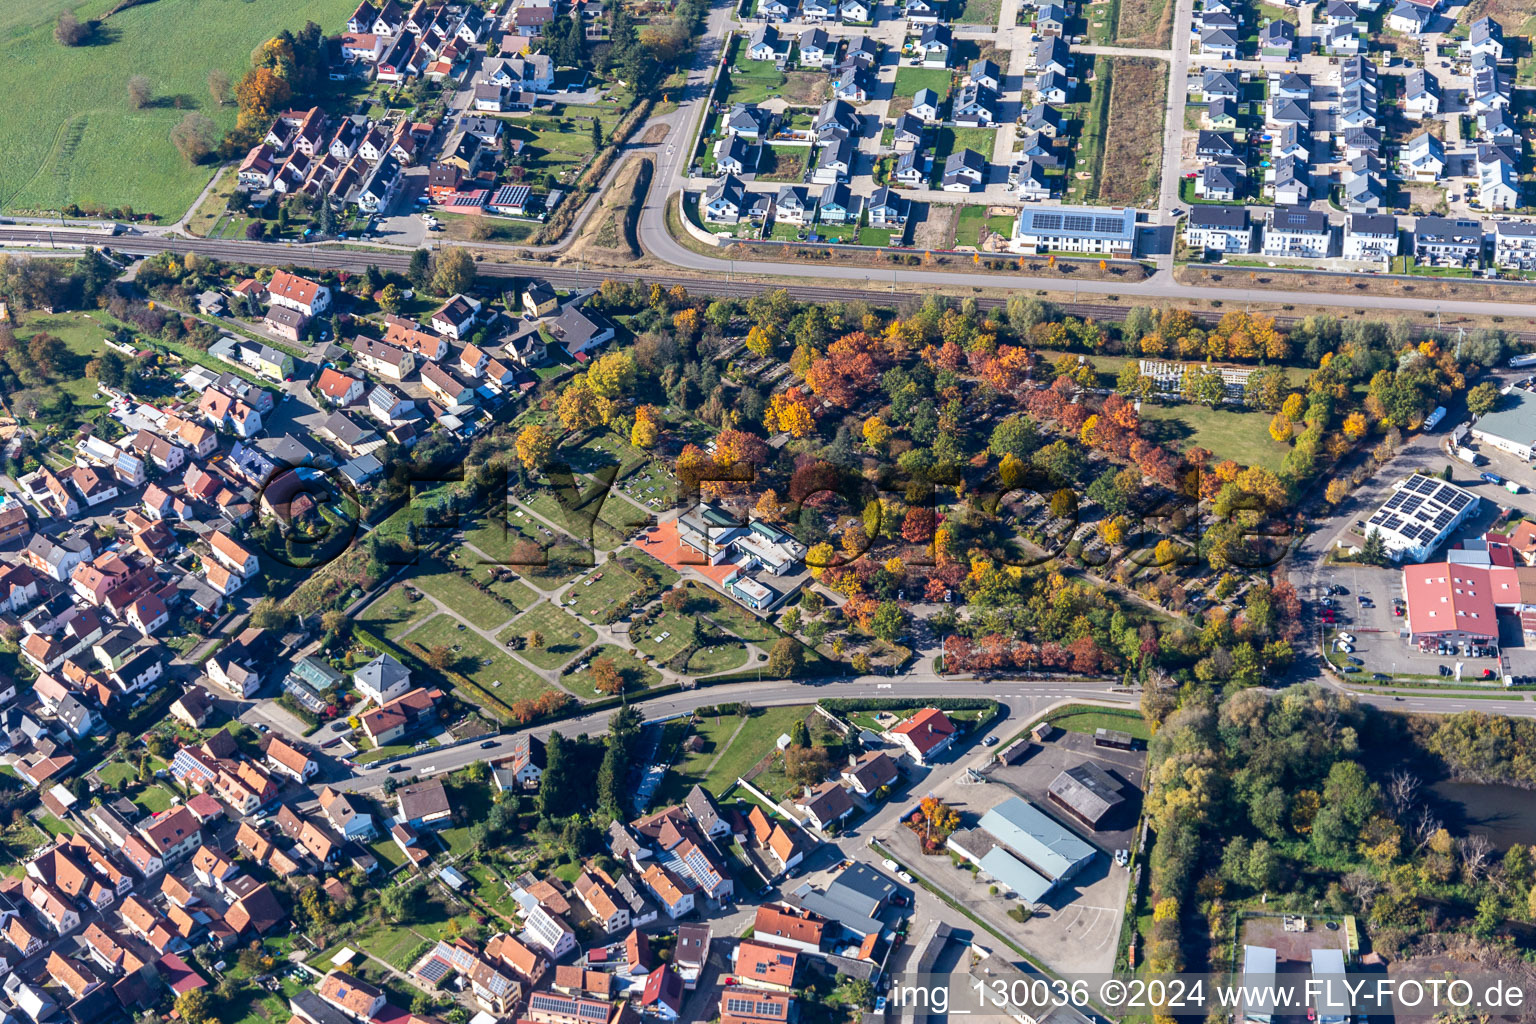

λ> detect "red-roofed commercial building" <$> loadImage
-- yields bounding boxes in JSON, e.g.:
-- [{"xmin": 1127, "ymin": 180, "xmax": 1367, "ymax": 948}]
[
  {"xmin": 1402, "ymin": 563, "xmax": 1500, "ymax": 644},
  {"xmin": 888, "ymin": 707, "xmax": 957, "ymax": 764}
]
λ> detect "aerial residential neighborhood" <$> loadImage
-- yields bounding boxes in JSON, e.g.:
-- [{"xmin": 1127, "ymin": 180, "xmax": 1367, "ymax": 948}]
[{"xmin": 7, "ymin": 0, "xmax": 1536, "ymax": 1020}]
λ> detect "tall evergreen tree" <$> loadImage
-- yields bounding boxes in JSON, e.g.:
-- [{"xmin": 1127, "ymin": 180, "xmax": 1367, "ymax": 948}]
[{"xmin": 536, "ymin": 731, "xmax": 570, "ymax": 820}]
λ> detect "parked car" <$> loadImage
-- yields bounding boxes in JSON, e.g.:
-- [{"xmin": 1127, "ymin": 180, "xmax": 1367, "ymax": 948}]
[
  {"xmin": 1481, "ymin": 472, "xmax": 1504, "ymax": 485},
  {"xmin": 1371, "ymin": 673, "xmax": 1390, "ymax": 681}
]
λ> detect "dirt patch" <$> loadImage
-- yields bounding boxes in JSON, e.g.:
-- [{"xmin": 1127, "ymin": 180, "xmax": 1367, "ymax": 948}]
[
  {"xmin": 1099, "ymin": 57, "xmax": 1167, "ymax": 206},
  {"xmin": 562, "ymin": 156, "xmax": 652, "ymax": 265},
  {"xmin": 1175, "ymin": 263, "xmax": 1536, "ymax": 309},
  {"xmin": 782, "ymin": 72, "xmax": 830, "ymax": 106},
  {"xmin": 640, "ymin": 123, "xmax": 671, "ymax": 145},
  {"xmin": 1115, "ymin": 0, "xmax": 1174, "ymax": 47},
  {"xmin": 1464, "ymin": 0, "xmax": 1536, "ymax": 30},
  {"xmin": 1403, "ymin": 183, "xmax": 1449, "ymax": 215},
  {"xmin": 913, "ymin": 203, "xmax": 959, "ymax": 249},
  {"xmin": 758, "ymin": 148, "xmax": 807, "ymax": 182}
]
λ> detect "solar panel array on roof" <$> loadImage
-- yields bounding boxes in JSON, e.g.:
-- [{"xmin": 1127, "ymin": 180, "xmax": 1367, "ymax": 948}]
[
  {"xmin": 1363, "ymin": 476, "xmax": 1479, "ymax": 560},
  {"xmin": 416, "ymin": 957, "xmax": 452, "ymax": 984},
  {"xmin": 1063, "ymin": 213, "xmax": 1095, "ymax": 232},
  {"xmin": 1095, "ymin": 217, "xmax": 1124, "ymax": 233},
  {"xmin": 1034, "ymin": 213, "xmax": 1063, "ymax": 230}
]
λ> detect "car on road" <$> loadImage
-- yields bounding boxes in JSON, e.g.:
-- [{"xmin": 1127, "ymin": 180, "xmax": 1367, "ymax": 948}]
[
  {"xmin": 1481, "ymin": 472, "xmax": 1504, "ymax": 485},
  {"xmin": 331, "ymin": 721, "xmax": 348, "ymax": 732},
  {"xmin": 982, "ymin": 736, "xmax": 998, "ymax": 746},
  {"xmin": 480, "ymin": 740, "xmax": 499, "ymax": 749},
  {"xmin": 388, "ymin": 764, "xmax": 408, "ymax": 773},
  {"xmin": 255, "ymin": 723, "xmax": 269, "ymax": 732}
]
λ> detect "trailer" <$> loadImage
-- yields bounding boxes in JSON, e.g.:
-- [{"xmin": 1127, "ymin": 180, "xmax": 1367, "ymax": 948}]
[
  {"xmin": 1510, "ymin": 353, "xmax": 1536, "ymax": 368},
  {"xmin": 1508, "ymin": 481, "xmax": 1524, "ymax": 494},
  {"xmin": 1453, "ymin": 445, "xmax": 1485, "ymax": 465},
  {"xmin": 1423, "ymin": 406, "xmax": 1447, "ymax": 431}
]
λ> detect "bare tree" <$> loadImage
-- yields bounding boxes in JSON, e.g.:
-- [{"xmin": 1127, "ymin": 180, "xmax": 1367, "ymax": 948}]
[
  {"xmin": 170, "ymin": 113, "xmax": 217, "ymax": 165},
  {"xmin": 126, "ymin": 75, "xmax": 153, "ymax": 109},
  {"xmin": 1460, "ymin": 834, "xmax": 1494, "ymax": 883},
  {"xmin": 54, "ymin": 12, "xmax": 89, "ymax": 46},
  {"xmin": 1387, "ymin": 768, "xmax": 1422, "ymax": 815},
  {"xmin": 1412, "ymin": 806, "xmax": 1442, "ymax": 850},
  {"xmin": 207, "ymin": 69, "xmax": 231, "ymax": 107},
  {"xmin": 1341, "ymin": 869, "xmax": 1382, "ymax": 911}
]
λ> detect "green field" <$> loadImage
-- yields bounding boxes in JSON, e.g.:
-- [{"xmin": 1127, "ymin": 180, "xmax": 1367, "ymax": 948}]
[
  {"xmin": 501, "ymin": 603, "xmax": 597, "ymax": 671},
  {"xmin": 505, "ymin": 116, "xmax": 600, "ymax": 184},
  {"xmin": 930, "ymin": 127, "xmax": 997, "ymax": 186},
  {"xmin": 359, "ymin": 585, "xmax": 437, "ymax": 641},
  {"xmin": 0, "ymin": 0, "xmax": 357, "ymax": 219},
  {"xmin": 700, "ymin": 705, "xmax": 814, "ymax": 796},
  {"xmin": 415, "ymin": 561, "xmax": 521, "ymax": 631},
  {"xmin": 564, "ymin": 644, "xmax": 661, "ymax": 695},
  {"xmin": 892, "ymin": 67, "xmax": 955, "ymax": 102},
  {"xmin": 569, "ymin": 561, "xmax": 647, "ymax": 621},
  {"xmin": 955, "ymin": 206, "xmax": 1014, "ymax": 247},
  {"xmin": 633, "ymin": 608, "xmax": 700, "ymax": 662},
  {"xmin": 1046, "ymin": 707, "xmax": 1152, "ymax": 741},
  {"xmin": 688, "ymin": 640, "xmax": 751, "ymax": 675},
  {"xmin": 1139, "ymin": 402, "xmax": 1289, "ymax": 472},
  {"xmin": 402, "ymin": 614, "xmax": 546, "ymax": 702}
]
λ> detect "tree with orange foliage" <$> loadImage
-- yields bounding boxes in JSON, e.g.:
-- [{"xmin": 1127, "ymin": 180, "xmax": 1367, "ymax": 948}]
[
  {"xmin": 590, "ymin": 658, "xmax": 624, "ymax": 695},
  {"xmin": 907, "ymin": 796, "xmax": 961, "ymax": 853},
  {"xmin": 1342, "ymin": 412, "xmax": 1369, "ymax": 440}
]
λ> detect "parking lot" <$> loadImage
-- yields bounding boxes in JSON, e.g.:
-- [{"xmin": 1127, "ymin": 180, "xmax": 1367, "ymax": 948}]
[{"xmin": 981, "ymin": 729, "xmax": 1144, "ymax": 858}]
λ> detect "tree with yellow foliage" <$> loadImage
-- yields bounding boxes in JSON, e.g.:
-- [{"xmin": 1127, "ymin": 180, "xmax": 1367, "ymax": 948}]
[
  {"xmin": 807, "ymin": 542, "xmax": 835, "ymax": 578},
  {"xmin": 1325, "ymin": 478, "xmax": 1350, "ymax": 504},
  {"xmin": 1079, "ymin": 414, "xmax": 1100, "ymax": 447},
  {"xmin": 672, "ymin": 307, "xmax": 700, "ymax": 340},
  {"xmin": 587, "ymin": 349, "xmax": 636, "ymax": 399},
  {"xmin": 862, "ymin": 416, "xmax": 893, "ymax": 451},
  {"xmin": 1268, "ymin": 412, "xmax": 1293, "ymax": 443},
  {"xmin": 630, "ymin": 406, "xmax": 660, "ymax": 449},
  {"xmin": 1099, "ymin": 516, "xmax": 1125, "ymax": 546},
  {"xmin": 883, "ymin": 555, "xmax": 905, "ymax": 575},
  {"xmin": 1342, "ymin": 412, "xmax": 1369, "ymax": 440},
  {"xmin": 765, "ymin": 388, "xmax": 816, "ymax": 438},
  {"xmin": 556, "ymin": 377, "xmax": 602, "ymax": 431},
  {"xmin": 514, "ymin": 424, "xmax": 553, "ymax": 471},
  {"xmin": 745, "ymin": 324, "xmax": 778, "ymax": 358},
  {"xmin": 1281, "ymin": 392, "xmax": 1306, "ymax": 421},
  {"xmin": 999, "ymin": 452, "xmax": 1025, "ymax": 489},
  {"xmin": 754, "ymin": 489, "xmax": 782, "ymax": 522}
]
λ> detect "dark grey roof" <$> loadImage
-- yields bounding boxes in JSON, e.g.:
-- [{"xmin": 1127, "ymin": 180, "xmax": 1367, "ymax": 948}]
[
  {"xmin": 1350, "ymin": 213, "xmax": 1397, "ymax": 236},
  {"xmin": 1189, "ymin": 204, "xmax": 1248, "ymax": 229},
  {"xmin": 1270, "ymin": 206, "xmax": 1329, "ymax": 233}
]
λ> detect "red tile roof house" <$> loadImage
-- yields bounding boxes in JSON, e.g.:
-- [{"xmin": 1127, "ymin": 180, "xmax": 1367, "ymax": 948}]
[
  {"xmin": 316, "ymin": 367, "xmax": 366, "ymax": 405},
  {"xmin": 318, "ymin": 969, "xmax": 386, "ymax": 1020},
  {"xmin": 887, "ymin": 707, "xmax": 958, "ymax": 764},
  {"xmin": 266, "ymin": 270, "xmax": 332, "ymax": 317}
]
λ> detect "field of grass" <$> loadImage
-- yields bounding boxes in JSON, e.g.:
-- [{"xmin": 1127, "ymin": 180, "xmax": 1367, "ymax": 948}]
[
  {"xmin": 569, "ymin": 431, "xmax": 652, "ymax": 477},
  {"xmin": 505, "ymin": 116, "xmax": 599, "ymax": 184},
  {"xmin": 502, "ymin": 603, "xmax": 597, "ymax": 671},
  {"xmin": 415, "ymin": 561, "xmax": 521, "ymax": 631},
  {"xmin": 955, "ymin": 206, "xmax": 1015, "ymax": 247},
  {"xmin": 402, "ymin": 613, "xmax": 547, "ymax": 701},
  {"xmin": 1098, "ymin": 58, "xmax": 1167, "ymax": 206},
  {"xmin": 569, "ymin": 561, "xmax": 646, "ymax": 620},
  {"xmin": 957, "ymin": 0, "xmax": 1004, "ymax": 23},
  {"xmin": 458, "ymin": 560, "xmax": 542, "ymax": 613},
  {"xmin": 564, "ymin": 644, "xmax": 661, "ymax": 695},
  {"xmin": 633, "ymin": 608, "xmax": 699, "ymax": 662},
  {"xmin": 1047, "ymin": 707, "xmax": 1152, "ymax": 741},
  {"xmin": 1139, "ymin": 402, "xmax": 1289, "ymax": 473},
  {"xmin": 359, "ymin": 585, "xmax": 436, "ymax": 641},
  {"xmin": 692, "ymin": 590, "xmax": 779, "ymax": 643},
  {"xmin": 930, "ymin": 127, "xmax": 996, "ymax": 186},
  {"xmin": 695, "ymin": 705, "xmax": 815, "ymax": 798},
  {"xmin": 9, "ymin": 311, "xmax": 116, "ymax": 428},
  {"xmin": 893, "ymin": 67, "xmax": 954, "ymax": 102},
  {"xmin": 1066, "ymin": 60, "xmax": 1112, "ymax": 204},
  {"xmin": 0, "ymin": 0, "xmax": 357, "ymax": 219},
  {"xmin": 688, "ymin": 640, "xmax": 751, "ymax": 675}
]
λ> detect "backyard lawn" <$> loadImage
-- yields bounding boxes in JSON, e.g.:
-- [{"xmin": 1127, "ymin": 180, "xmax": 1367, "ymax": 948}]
[
  {"xmin": 501, "ymin": 604, "xmax": 597, "ymax": 671},
  {"xmin": 661, "ymin": 705, "xmax": 816, "ymax": 800},
  {"xmin": 0, "ymin": 0, "xmax": 358, "ymax": 220},
  {"xmin": 1139, "ymin": 402, "xmax": 1289, "ymax": 473},
  {"xmin": 955, "ymin": 205, "xmax": 1015, "ymax": 247},
  {"xmin": 504, "ymin": 117, "xmax": 599, "ymax": 183},
  {"xmin": 929, "ymin": 126, "xmax": 997, "ymax": 186}
]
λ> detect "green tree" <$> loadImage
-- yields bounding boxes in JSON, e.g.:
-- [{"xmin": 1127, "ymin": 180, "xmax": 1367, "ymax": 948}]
[
  {"xmin": 989, "ymin": 414, "xmax": 1039, "ymax": 461},
  {"xmin": 590, "ymin": 119, "xmax": 603, "ymax": 150},
  {"xmin": 871, "ymin": 601, "xmax": 906, "ymax": 642},
  {"xmin": 431, "ymin": 247, "xmax": 476, "ymax": 296},
  {"xmin": 175, "ymin": 989, "xmax": 216, "ymax": 1024},
  {"xmin": 768, "ymin": 638, "xmax": 804, "ymax": 678},
  {"xmin": 1360, "ymin": 527, "xmax": 1388, "ymax": 567},
  {"xmin": 408, "ymin": 248, "xmax": 432, "ymax": 290},
  {"xmin": 1467, "ymin": 381, "xmax": 1501, "ymax": 417},
  {"xmin": 790, "ymin": 719, "xmax": 811, "ymax": 748},
  {"xmin": 537, "ymin": 732, "xmax": 571, "ymax": 819}
]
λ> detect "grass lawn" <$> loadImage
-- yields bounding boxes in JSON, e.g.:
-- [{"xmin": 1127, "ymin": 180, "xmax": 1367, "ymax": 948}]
[
  {"xmin": 892, "ymin": 67, "xmax": 954, "ymax": 103},
  {"xmin": 1065, "ymin": 62, "xmax": 1112, "ymax": 203},
  {"xmin": 359, "ymin": 585, "xmax": 436, "ymax": 641},
  {"xmin": 504, "ymin": 117, "xmax": 598, "ymax": 185},
  {"xmin": 564, "ymin": 644, "xmax": 662, "ymax": 695},
  {"xmin": 570, "ymin": 561, "xmax": 646, "ymax": 621},
  {"xmin": 415, "ymin": 560, "xmax": 520, "ymax": 631},
  {"xmin": 434, "ymin": 210, "xmax": 539, "ymax": 244},
  {"xmin": 692, "ymin": 590, "xmax": 779, "ymax": 643},
  {"xmin": 1047, "ymin": 707, "xmax": 1151, "ymax": 741},
  {"xmin": 859, "ymin": 226, "xmax": 898, "ymax": 246},
  {"xmin": 457, "ymin": 559, "xmax": 542, "ymax": 614},
  {"xmin": 9, "ymin": 311, "xmax": 119, "ymax": 428},
  {"xmin": 728, "ymin": 46, "xmax": 791, "ymax": 104},
  {"xmin": 955, "ymin": 205, "xmax": 1000, "ymax": 247},
  {"xmin": 569, "ymin": 431, "xmax": 652, "ymax": 476},
  {"xmin": 1139, "ymin": 402, "xmax": 1290, "ymax": 473},
  {"xmin": 96, "ymin": 760, "xmax": 139, "ymax": 789},
  {"xmin": 401, "ymin": 613, "xmax": 547, "ymax": 702},
  {"xmin": 930, "ymin": 126, "xmax": 996, "ymax": 186},
  {"xmin": 37, "ymin": 813, "xmax": 71, "ymax": 837},
  {"xmin": 688, "ymin": 641, "xmax": 751, "ymax": 675},
  {"xmin": 632, "ymin": 609, "xmax": 700, "ymax": 662},
  {"xmin": 0, "ymin": 0, "xmax": 358, "ymax": 220},
  {"xmin": 133, "ymin": 783, "xmax": 177, "ymax": 817},
  {"xmin": 501, "ymin": 604, "xmax": 597, "ymax": 671},
  {"xmin": 758, "ymin": 145, "xmax": 808, "ymax": 183},
  {"xmin": 522, "ymin": 488, "xmax": 628, "ymax": 551},
  {"xmin": 957, "ymin": 0, "xmax": 1004, "ymax": 23},
  {"xmin": 703, "ymin": 705, "xmax": 816, "ymax": 795}
]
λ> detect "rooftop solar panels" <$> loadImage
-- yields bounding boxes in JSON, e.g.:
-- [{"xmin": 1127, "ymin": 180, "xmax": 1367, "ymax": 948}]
[
  {"xmin": 1034, "ymin": 213, "xmax": 1063, "ymax": 230},
  {"xmin": 1095, "ymin": 217, "xmax": 1125, "ymax": 233},
  {"xmin": 1363, "ymin": 476, "xmax": 1480, "ymax": 560},
  {"xmin": 1063, "ymin": 213, "xmax": 1095, "ymax": 232},
  {"xmin": 416, "ymin": 958, "xmax": 452, "ymax": 984}
]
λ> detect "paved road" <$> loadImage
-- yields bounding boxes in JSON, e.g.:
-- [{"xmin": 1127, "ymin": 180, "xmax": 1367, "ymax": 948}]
[{"xmin": 1156, "ymin": 0, "xmax": 1198, "ymax": 274}]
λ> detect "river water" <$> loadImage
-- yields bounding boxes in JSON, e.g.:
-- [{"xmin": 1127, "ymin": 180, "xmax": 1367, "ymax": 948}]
[{"xmin": 1431, "ymin": 780, "xmax": 1536, "ymax": 850}]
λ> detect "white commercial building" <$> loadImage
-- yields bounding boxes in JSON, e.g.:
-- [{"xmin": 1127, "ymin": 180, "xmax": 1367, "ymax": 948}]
[
  {"xmin": 1470, "ymin": 386, "xmax": 1536, "ymax": 460},
  {"xmin": 1361, "ymin": 474, "xmax": 1480, "ymax": 563}
]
